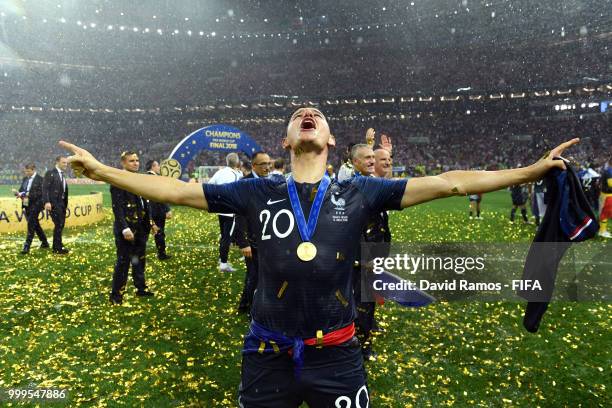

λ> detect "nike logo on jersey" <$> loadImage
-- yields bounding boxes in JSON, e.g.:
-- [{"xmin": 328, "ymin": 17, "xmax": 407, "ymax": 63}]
[{"xmin": 267, "ymin": 198, "xmax": 287, "ymax": 205}]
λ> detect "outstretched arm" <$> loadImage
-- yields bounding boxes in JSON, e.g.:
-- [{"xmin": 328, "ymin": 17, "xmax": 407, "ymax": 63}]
[
  {"xmin": 59, "ymin": 141, "xmax": 208, "ymax": 210},
  {"xmin": 401, "ymin": 138, "xmax": 579, "ymax": 208}
]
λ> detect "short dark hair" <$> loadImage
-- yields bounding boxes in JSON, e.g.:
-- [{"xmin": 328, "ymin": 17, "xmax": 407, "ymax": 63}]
[
  {"xmin": 55, "ymin": 156, "xmax": 65, "ymax": 163},
  {"xmin": 145, "ymin": 160, "xmax": 158, "ymax": 171},
  {"xmin": 252, "ymin": 151, "xmax": 267, "ymax": 162},
  {"xmin": 24, "ymin": 163, "xmax": 36, "ymax": 170},
  {"xmin": 274, "ymin": 158, "xmax": 285, "ymax": 170},
  {"xmin": 121, "ymin": 151, "xmax": 138, "ymax": 160}
]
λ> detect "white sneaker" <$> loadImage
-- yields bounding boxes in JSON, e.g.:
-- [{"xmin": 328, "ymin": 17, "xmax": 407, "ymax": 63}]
[
  {"xmin": 219, "ymin": 262, "xmax": 236, "ymax": 272},
  {"xmin": 477, "ymin": 216, "xmax": 483, "ymax": 220},
  {"xmin": 599, "ymin": 231, "xmax": 612, "ymax": 239}
]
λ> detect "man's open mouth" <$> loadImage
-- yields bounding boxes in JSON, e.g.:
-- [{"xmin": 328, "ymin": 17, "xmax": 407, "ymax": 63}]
[{"xmin": 300, "ymin": 118, "xmax": 316, "ymax": 130}]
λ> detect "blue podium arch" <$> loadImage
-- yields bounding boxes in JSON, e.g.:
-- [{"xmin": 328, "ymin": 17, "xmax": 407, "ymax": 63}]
[{"xmin": 167, "ymin": 124, "xmax": 262, "ymax": 177}]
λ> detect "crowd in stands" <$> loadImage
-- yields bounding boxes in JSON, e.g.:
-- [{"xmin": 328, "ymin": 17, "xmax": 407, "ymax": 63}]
[{"xmin": 2, "ymin": 111, "xmax": 609, "ymax": 184}]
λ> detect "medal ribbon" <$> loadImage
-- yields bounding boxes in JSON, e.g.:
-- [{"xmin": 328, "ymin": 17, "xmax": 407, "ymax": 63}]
[{"xmin": 287, "ymin": 174, "xmax": 331, "ymax": 242}]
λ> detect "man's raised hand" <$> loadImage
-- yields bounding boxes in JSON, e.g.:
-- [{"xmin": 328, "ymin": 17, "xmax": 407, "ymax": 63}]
[
  {"xmin": 365, "ymin": 128, "xmax": 375, "ymax": 146},
  {"xmin": 540, "ymin": 138, "xmax": 580, "ymax": 171},
  {"xmin": 58, "ymin": 141, "xmax": 105, "ymax": 181}
]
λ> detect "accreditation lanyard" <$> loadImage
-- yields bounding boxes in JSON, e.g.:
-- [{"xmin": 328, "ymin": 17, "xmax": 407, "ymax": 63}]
[{"xmin": 286, "ymin": 174, "xmax": 331, "ymax": 242}]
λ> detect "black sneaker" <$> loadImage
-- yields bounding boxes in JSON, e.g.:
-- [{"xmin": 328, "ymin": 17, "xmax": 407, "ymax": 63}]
[
  {"xmin": 40, "ymin": 242, "xmax": 50, "ymax": 249},
  {"xmin": 53, "ymin": 248, "xmax": 69, "ymax": 254},
  {"xmin": 109, "ymin": 293, "xmax": 123, "ymax": 305},
  {"xmin": 371, "ymin": 321, "xmax": 385, "ymax": 333},
  {"xmin": 157, "ymin": 253, "xmax": 172, "ymax": 260},
  {"xmin": 136, "ymin": 290, "xmax": 154, "ymax": 297},
  {"xmin": 20, "ymin": 247, "xmax": 30, "ymax": 255}
]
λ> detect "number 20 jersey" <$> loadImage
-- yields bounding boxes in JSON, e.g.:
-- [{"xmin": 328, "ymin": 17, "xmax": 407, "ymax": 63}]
[{"xmin": 203, "ymin": 176, "xmax": 407, "ymax": 338}]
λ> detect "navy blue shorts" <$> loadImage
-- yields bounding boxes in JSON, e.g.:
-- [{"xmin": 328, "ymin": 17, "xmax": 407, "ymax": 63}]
[{"xmin": 238, "ymin": 337, "xmax": 369, "ymax": 408}]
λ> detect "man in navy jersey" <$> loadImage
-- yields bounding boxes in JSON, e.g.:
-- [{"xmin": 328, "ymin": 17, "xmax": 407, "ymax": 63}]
[{"xmin": 59, "ymin": 108, "xmax": 579, "ymax": 407}]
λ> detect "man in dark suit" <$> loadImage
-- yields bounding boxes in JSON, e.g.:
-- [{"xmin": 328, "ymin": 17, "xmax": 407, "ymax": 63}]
[
  {"xmin": 14, "ymin": 163, "xmax": 49, "ymax": 254},
  {"xmin": 43, "ymin": 156, "xmax": 69, "ymax": 254},
  {"xmin": 236, "ymin": 151, "xmax": 270, "ymax": 313},
  {"xmin": 145, "ymin": 160, "xmax": 172, "ymax": 260},
  {"xmin": 110, "ymin": 151, "xmax": 154, "ymax": 305}
]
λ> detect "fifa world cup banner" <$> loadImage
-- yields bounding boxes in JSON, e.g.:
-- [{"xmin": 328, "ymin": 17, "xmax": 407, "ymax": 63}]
[
  {"xmin": 160, "ymin": 125, "xmax": 262, "ymax": 179},
  {"xmin": 0, "ymin": 192, "xmax": 104, "ymax": 233}
]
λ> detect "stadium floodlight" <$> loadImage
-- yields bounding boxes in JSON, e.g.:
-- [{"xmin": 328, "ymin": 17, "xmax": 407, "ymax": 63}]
[
  {"xmin": 468, "ymin": 95, "xmax": 483, "ymax": 100},
  {"xmin": 440, "ymin": 96, "xmax": 460, "ymax": 101},
  {"xmin": 108, "ymin": 25, "xmax": 113, "ymax": 30},
  {"xmin": 381, "ymin": 97, "xmax": 395, "ymax": 103},
  {"xmin": 400, "ymin": 96, "xmax": 414, "ymax": 102},
  {"xmin": 211, "ymin": 31, "xmax": 216, "ymax": 37},
  {"xmin": 157, "ymin": 29, "xmax": 163, "ymax": 34},
  {"xmin": 363, "ymin": 98, "xmax": 377, "ymax": 103},
  {"xmin": 60, "ymin": 17, "xmax": 66, "ymax": 23},
  {"xmin": 489, "ymin": 93, "xmax": 505, "ymax": 99},
  {"xmin": 326, "ymin": 100, "xmax": 339, "ymax": 105},
  {"xmin": 510, "ymin": 93, "xmax": 526, "ymax": 98},
  {"xmin": 257, "ymin": 103, "xmax": 266, "ymax": 108},
  {"xmin": 534, "ymin": 90, "xmax": 550, "ymax": 97},
  {"xmin": 418, "ymin": 96, "xmax": 432, "ymax": 102},
  {"xmin": 187, "ymin": 30, "xmax": 192, "ymax": 36},
  {"xmin": 555, "ymin": 89, "xmax": 572, "ymax": 95},
  {"xmin": 120, "ymin": 26, "xmax": 125, "ymax": 30},
  {"xmin": 344, "ymin": 99, "xmax": 357, "ymax": 104},
  {"xmin": 582, "ymin": 87, "xmax": 595, "ymax": 92},
  {"xmin": 29, "ymin": 107, "xmax": 43, "ymax": 111}
]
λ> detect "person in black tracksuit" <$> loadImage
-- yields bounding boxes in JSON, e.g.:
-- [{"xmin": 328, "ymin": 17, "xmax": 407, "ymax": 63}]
[
  {"xmin": 509, "ymin": 183, "xmax": 530, "ymax": 223},
  {"xmin": 109, "ymin": 152, "xmax": 154, "ymax": 305},
  {"xmin": 15, "ymin": 163, "xmax": 49, "ymax": 254},
  {"xmin": 146, "ymin": 160, "xmax": 172, "ymax": 260},
  {"xmin": 236, "ymin": 152, "xmax": 271, "ymax": 313},
  {"xmin": 42, "ymin": 156, "xmax": 70, "ymax": 254}
]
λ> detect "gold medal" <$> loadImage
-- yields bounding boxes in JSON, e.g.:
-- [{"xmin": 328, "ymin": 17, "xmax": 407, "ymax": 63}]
[{"xmin": 297, "ymin": 242, "xmax": 317, "ymax": 261}]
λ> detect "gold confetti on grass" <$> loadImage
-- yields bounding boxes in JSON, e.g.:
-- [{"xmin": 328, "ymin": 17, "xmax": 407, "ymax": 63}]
[{"xmin": 0, "ymin": 186, "xmax": 609, "ymax": 406}]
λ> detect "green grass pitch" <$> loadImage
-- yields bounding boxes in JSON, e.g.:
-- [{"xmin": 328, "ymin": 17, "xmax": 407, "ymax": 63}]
[{"xmin": 0, "ymin": 185, "xmax": 609, "ymax": 407}]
